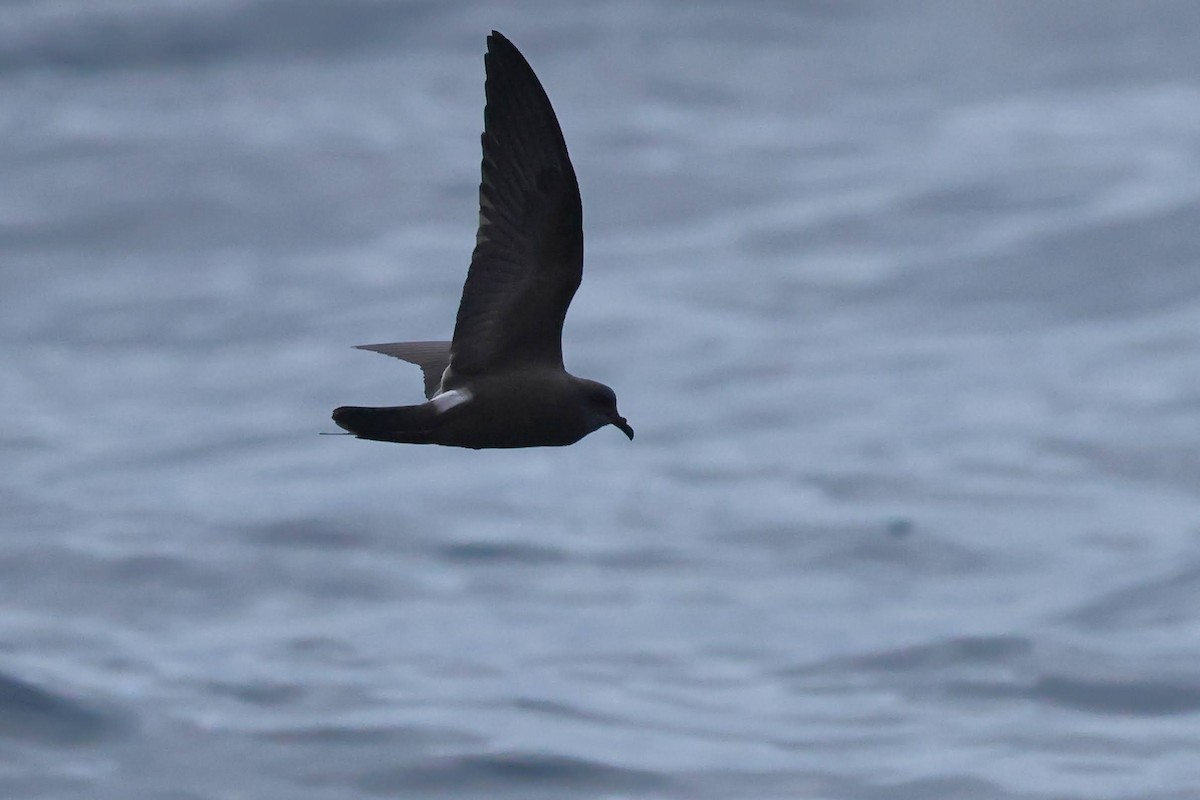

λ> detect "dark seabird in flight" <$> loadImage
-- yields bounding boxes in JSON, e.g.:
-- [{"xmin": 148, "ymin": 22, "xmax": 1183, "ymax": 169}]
[{"xmin": 332, "ymin": 31, "xmax": 633, "ymax": 449}]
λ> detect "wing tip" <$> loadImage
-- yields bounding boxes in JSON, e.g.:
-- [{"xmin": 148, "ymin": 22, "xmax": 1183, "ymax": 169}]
[{"xmin": 486, "ymin": 30, "xmax": 525, "ymax": 66}]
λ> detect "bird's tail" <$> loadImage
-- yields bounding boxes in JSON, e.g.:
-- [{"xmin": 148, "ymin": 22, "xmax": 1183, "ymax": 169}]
[{"xmin": 331, "ymin": 404, "xmax": 440, "ymax": 443}]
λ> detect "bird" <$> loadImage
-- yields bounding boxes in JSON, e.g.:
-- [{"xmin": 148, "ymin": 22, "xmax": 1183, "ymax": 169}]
[{"xmin": 331, "ymin": 31, "xmax": 633, "ymax": 449}]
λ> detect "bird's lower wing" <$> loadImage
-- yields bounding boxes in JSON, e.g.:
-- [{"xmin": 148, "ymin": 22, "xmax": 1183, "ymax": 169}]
[{"xmin": 355, "ymin": 341, "xmax": 451, "ymax": 399}]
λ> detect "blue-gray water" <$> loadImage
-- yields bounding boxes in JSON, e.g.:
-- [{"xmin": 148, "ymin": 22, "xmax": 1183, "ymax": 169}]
[{"xmin": 3, "ymin": 2, "xmax": 1200, "ymax": 798}]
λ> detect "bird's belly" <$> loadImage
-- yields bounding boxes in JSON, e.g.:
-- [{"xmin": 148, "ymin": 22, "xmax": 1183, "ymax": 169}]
[{"xmin": 436, "ymin": 384, "xmax": 587, "ymax": 449}]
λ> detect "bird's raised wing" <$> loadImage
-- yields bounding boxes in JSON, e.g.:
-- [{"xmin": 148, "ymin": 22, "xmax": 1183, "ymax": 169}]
[{"xmin": 448, "ymin": 31, "xmax": 583, "ymax": 376}]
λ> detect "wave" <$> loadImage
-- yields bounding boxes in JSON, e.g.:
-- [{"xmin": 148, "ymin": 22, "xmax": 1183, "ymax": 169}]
[
  {"xmin": 357, "ymin": 751, "xmax": 672, "ymax": 796},
  {"xmin": 0, "ymin": 671, "xmax": 125, "ymax": 745},
  {"xmin": 1027, "ymin": 674, "xmax": 1200, "ymax": 716}
]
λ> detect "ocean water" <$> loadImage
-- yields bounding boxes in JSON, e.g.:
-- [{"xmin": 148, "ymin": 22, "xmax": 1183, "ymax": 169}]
[{"xmin": 3, "ymin": 1, "xmax": 1200, "ymax": 798}]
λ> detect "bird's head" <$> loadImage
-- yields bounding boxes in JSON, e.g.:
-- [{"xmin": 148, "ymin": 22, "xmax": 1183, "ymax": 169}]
[{"xmin": 579, "ymin": 379, "xmax": 633, "ymax": 440}]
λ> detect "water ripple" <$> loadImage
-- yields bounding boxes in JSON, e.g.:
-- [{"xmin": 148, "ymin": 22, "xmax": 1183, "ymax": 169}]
[
  {"xmin": 0, "ymin": 672, "xmax": 125, "ymax": 746},
  {"xmin": 358, "ymin": 751, "xmax": 672, "ymax": 797}
]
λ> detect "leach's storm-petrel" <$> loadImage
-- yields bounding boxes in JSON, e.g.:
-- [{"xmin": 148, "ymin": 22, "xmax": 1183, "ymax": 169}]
[{"xmin": 332, "ymin": 32, "xmax": 633, "ymax": 449}]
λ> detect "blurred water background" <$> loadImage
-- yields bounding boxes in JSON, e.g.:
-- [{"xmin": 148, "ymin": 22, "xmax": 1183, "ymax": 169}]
[{"xmin": 3, "ymin": 1, "xmax": 1200, "ymax": 798}]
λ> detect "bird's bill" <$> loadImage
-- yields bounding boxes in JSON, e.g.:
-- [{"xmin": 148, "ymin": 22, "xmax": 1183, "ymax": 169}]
[{"xmin": 612, "ymin": 416, "xmax": 634, "ymax": 440}]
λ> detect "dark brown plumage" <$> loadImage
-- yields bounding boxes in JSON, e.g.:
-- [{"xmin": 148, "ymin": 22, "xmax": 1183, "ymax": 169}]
[{"xmin": 332, "ymin": 32, "xmax": 631, "ymax": 449}]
